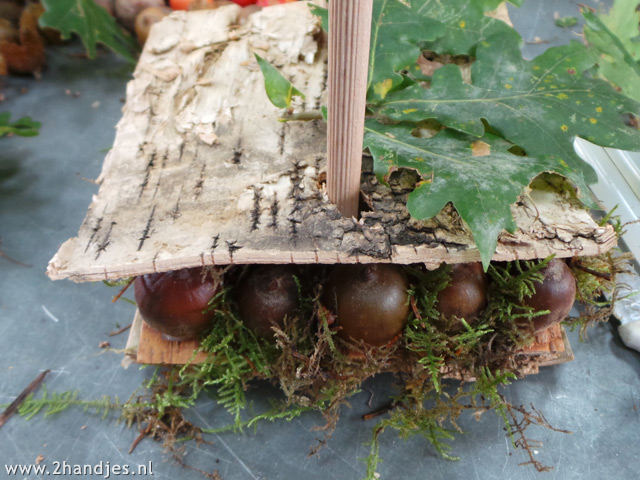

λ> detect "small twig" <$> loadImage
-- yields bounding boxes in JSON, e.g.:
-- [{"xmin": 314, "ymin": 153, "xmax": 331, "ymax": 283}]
[
  {"xmin": 410, "ymin": 296, "xmax": 422, "ymax": 321},
  {"xmin": 0, "ymin": 239, "xmax": 32, "ymax": 267},
  {"xmin": 362, "ymin": 402, "xmax": 396, "ymax": 421},
  {"xmin": 109, "ymin": 324, "xmax": 132, "ymax": 337},
  {"xmin": 75, "ymin": 173, "xmax": 99, "ymax": 184},
  {"xmin": 278, "ymin": 110, "xmax": 323, "ymax": 122},
  {"xmin": 240, "ymin": 354, "xmax": 259, "ymax": 376},
  {"xmin": 572, "ymin": 263, "xmax": 613, "ymax": 281},
  {"xmin": 0, "ymin": 250, "xmax": 32, "ymax": 267},
  {"xmin": 112, "ymin": 277, "xmax": 135, "ymax": 303},
  {"xmin": 0, "ymin": 370, "xmax": 50, "ymax": 429},
  {"xmin": 128, "ymin": 424, "xmax": 151, "ymax": 454},
  {"xmin": 577, "ymin": 3, "xmax": 596, "ymax": 13},
  {"xmin": 172, "ymin": 451, "xmax": 222, "ymax": 479}
]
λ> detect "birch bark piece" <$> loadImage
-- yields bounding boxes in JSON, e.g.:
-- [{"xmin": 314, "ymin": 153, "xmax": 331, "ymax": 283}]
[
  {"xmin": 326, "ymin": 0, "xmax": 373, "ymax": 218},
  {"xmin": 47, "ymin": 3, "xmax": 616, "ymax": 283}
]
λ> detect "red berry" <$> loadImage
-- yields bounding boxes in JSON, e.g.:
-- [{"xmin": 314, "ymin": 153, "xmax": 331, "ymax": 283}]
[
  {"xmin": 231, "ymin": 0, "xmax": 258, "ymax": 7},
  {"xmin": 256, "ymin": 0, "xmax": 296, "ymax": 5},
  {"xmin": 169, "ymin": 0, "xmax": 215, "ymax": 9}
]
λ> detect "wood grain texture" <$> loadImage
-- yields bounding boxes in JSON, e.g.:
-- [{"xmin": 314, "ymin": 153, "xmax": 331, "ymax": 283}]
[
  {"xmin": 47, "ymin": 3, "xmax": 616, "ymax": 284},
  {"xmin": 135, "ymin": 312, "xmax": 209, "ymax": 365},
  {"xmin": 327, "ymin": 0, "xmax": 373, "ymax": 218}
]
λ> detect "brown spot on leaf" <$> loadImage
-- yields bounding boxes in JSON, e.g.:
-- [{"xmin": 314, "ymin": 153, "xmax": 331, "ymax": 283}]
[
  {"xmin": 417, "ymin": 54, "xmax": 444, "ymax": 77},
  {"xmin": 471, "ymin": 140, "xmax": 491, "ymax": 157},
  {"xmin": 622, "ymin": 113, "xmax": 638, "ymax": 129}
]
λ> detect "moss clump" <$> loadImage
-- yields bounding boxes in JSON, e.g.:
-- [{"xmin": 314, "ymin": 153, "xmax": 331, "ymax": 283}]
[{"xmin": 12, "ymin": 250, "xmax": 628, "ymax": 479}]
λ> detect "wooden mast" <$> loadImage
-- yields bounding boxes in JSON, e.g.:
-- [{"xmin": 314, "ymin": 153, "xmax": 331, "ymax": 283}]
[{"xmin": 326, "ymin": 0, "xmax": 374, "ymax": 218}]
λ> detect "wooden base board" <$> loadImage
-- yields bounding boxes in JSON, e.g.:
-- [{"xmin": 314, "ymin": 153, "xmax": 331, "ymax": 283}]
[
  {"xmin": 125, "ymin": 310, "xmax": 573, "ymax": 378},
  {"xmin": 124, "ymin": 311, "xmax": 209, "ymax": 366}
]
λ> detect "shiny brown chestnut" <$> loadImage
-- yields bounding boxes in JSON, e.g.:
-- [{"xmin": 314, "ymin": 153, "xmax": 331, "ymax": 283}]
[
  {"xmin": 522, "ymin": 258, "xmax": 576, "ymax": 333},
  {"xmin": 322, "ymin": 264, "xmax": 409, "ymax": 347},
  {"xmin": 134, "ymin": 267, "xmax": 220, "ymax": 341},
  {"xmin": 435, "ymin": 262, "xmax": 487, "ymax": 333},
  {"xmin": 236, "ymin": 265, "xmax": 300, "ymax": 338}
]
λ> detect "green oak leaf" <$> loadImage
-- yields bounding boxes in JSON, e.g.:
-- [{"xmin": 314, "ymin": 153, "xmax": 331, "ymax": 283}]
[
  {"xmin": 370, "ymin": 33, "xmax": 640, "ymax": 204},
  {"xmin": 583, "ymin": 1, "xmax": 640, "ymax": 102},
  {"xmin": 0, "ymin": 113, "xmax": 40, "ymax": 138},
  {"xmin": 414, "ymin": 0, "xmax": 518, "ymax": 56},
  {"xmin": 367, "ymin": 0, "xmax": 445, "ymax": 101},
  {"xmin": 40, "ymin": 0, "xmax": 139, "ymax": 63},
  {"xmin": 364, "ymin": 120, "xmax": 570, "ymax": 269},
  {"xmin": 555, "ymin": 17, "xmax": 578, "ymax": 28},
  {"xmin": 255, "ymin": 54, "xmax": 305, "ymax": 109},
  {"xmin": 473, "ymin": 0, "xmax": 525, "ymax": 11}
]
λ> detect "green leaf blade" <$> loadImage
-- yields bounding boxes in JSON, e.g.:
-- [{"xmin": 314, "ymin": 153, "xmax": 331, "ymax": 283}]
[
  {"xmin": 415, "ymin": 0, "xmax": 519, "ymax": 55},
  {"xmin": 0, "ymin": 113, "xmax": 41, "ymax": 138},
  {"xmin": 255, "ymin": 54, "xmax": 305, "ymax": 109},
  {"xmin": 40, "ymin": 0, "xmax": 139, "ymax": 63},
  {"xmin": 555, "ymin": 17, "xmax": 578, "ymax": 28},
  {"xmin": 367, "ymin": 0, "xmax": 446, "ymax": 102},
  {"xmin": 583, "ymin": 1, "xmax": 640, "ymax": 102},
  {"xmin": 364, "ymin": 120, "xmax": 567, "ymax": 268},
  {"xmin": 372, "ymin": 35, "xmax": 640, "ymax": 204},
  {"xmin": 473, "ymin": 0, "xmax": 525, "ymax": 11}
]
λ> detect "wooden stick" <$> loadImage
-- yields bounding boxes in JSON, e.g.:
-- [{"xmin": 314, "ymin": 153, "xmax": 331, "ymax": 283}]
[
  {"xmin": 327, "ymin": 0, "xmax": 374, "ymax": 218},
  {"xmin": 0, "ymin": 370, "xmax": 50, "ymax": 429}
]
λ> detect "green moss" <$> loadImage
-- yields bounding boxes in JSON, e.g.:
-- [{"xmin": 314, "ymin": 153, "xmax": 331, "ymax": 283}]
[{"xmin": 19, "ymin": 248, "xmax": 629, "ymax": 478}]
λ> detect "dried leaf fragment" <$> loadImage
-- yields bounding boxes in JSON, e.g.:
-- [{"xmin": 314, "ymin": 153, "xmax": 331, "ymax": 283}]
[{"xmin": 0, "ymin": 3, "xmax": 46, "ymax": 76}]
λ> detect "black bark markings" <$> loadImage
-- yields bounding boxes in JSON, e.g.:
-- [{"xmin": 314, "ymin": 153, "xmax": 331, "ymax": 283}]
[
  {"xmin": 250, "ymin": 186, "xmax": 263, "ymax": 231},
  {"xmin": 137, "ymin": 205, "xmax": 156, "ymax": 251},
  {"xmin": 85, "ymin": 216, "xmax": 103, "ymax": 253},
  {"xmin": 95, "ymin": 221, "xmax": 116, "ymax": 260}
]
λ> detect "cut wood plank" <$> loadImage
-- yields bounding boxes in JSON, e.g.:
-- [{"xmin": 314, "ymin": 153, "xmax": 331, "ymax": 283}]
[
  {"xmin": 130, "ymin": 308, "xmax": 571, "ymax": 374},
  {"xmin": 326, "ymin": 0, "xmax": 373, "ymax": 217},
  {"xmin": 136, "ymin": 316, "xmax": 209, "ymax": 365},
  {"xmin": 47, "ymin": 3, "xmax": 616, "ymax": 283}
]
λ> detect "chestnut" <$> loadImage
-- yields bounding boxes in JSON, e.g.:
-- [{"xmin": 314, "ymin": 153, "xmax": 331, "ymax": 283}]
[
  {"xmin": 134, "ymin": 6, "xmax": 171, "ymax": 46},
  {"xmin": 435, "ymin": 262, "xmax": 487, "ymax": 333},
  {"xmin": 322, "ymin": 264, "xmax": 409, "ymax": 347},
  {"xmin": 522, "ymin": 258, "xmax": 576, "ymax": 333},
  {"xmin": 115, "ymin": 0, "xmax": 165, "ymax": 31},
  {"xmin": 236, "ymin": 265, "xmax": 300, "ymax": 338},
  {"xmin": 134, "ymin": 267, "xmax": 220, "ymax": 341}
]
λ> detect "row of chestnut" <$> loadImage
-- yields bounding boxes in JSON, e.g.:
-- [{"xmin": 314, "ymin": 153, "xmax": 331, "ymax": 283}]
[{"xmin": 133, "ymin": 259, "xmax": 576, "ymax": 346}]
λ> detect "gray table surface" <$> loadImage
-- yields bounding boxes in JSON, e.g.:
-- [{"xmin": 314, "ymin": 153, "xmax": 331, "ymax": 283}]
[{"xmin": 1, "ymin": 1, "xmax": 638, "ymax": 479}]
